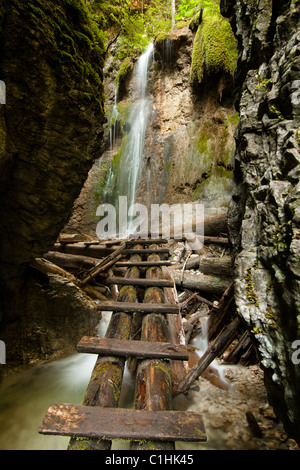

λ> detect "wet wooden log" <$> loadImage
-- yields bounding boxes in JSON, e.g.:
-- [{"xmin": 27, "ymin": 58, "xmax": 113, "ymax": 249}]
[
  {"xmin": 171, "ymin": 270, "xmax": 231, "ymax": 295},
  {"xmin": 57, "ymin": 233, "xmax": 88, "ymax": 243},
  {"xmin": 30, "ymin": 258, "xmax": 77, "ymax": 282},
  {"xmin": 52, "ymin": 242, "xmax": 117, "ymax": 258},
  {"xmin": 78, "ymin": 243, "xmax": 126, "ymax": 287},
  {"xmin": 208, "ymin": 281, "xmax": 235, "ymax": 340},
  {"xmin": 161, "ymin": 266, "xmax": 189, "ymax": 392},
  {"xmin": 44, "ymin": 251, "xmax": 99, "ymax": 271},
  {"xmin": 96, "ymin": 301, "xmax": 180, "ymax": 314},
  {"xmin": 131, "ymin": 250, "xmax": 175, "ymax": 450},
  {"xmin": 97, "ymin": 276, "xmax": 174, "ymax": 288},
  {"xmin": 173, "ymin": 317, "xmax": 241, "ymax": 396},
  {"xmin": 137, "ymin": 213, "xmax": 228, "ymax": 239},
  {"xmin": 199, "ymin": 256, "xmax": 233, "ymax": 277}
]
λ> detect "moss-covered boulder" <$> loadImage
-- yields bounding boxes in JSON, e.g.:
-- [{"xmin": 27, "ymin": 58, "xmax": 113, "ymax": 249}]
[{"xmin": 190, "ymin": 4, "xmax": 238, "ymax": 85}]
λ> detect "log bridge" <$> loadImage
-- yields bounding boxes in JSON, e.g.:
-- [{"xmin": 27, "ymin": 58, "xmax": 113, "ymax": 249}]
[{"xmin": 37, "ymin": 213, "xmax": 257, "ymax": 450}]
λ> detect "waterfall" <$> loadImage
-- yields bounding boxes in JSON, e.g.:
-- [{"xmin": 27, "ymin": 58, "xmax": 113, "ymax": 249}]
[{"xmin": 103, "ymin": 42, "xmax": 154, "ymax": 238}]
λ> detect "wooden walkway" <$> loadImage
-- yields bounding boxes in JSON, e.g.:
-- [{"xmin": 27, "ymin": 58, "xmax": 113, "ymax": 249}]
[
  {"xmin": 38, "ymin": 225, "xmax": 258, "ymax": 450},
  {"xmin": 39, "ymin": 238, "xmax": 207, "ymax": 449}
]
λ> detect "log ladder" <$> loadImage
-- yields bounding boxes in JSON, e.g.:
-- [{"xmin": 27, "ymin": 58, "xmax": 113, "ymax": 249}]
[{"xmin": 39, "ymin": 239, "xmax": 207, "ymax": 450}]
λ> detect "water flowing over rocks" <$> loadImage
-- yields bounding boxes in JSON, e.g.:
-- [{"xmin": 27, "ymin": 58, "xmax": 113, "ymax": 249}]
[{"xmin": 221, "ymin": 0, "xmax": 300, "ymax": 444}]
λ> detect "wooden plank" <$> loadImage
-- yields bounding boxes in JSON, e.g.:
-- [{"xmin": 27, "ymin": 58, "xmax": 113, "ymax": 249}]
[
  {"xmin": 79, "ymin": 243, "xmax": 126, "ymax": 287},
  {"xmin": 125, "ymin": 239, "xmax": 169, "ymax": 245},
  {"xmin": 39, "ymin": 404, "xmax": 206, "ymax": 442},
  {"xmin": 123, "ymin": 248, "xmax": 169, "ymax": 255},
  {"xmin": 96, "ymin": 301, "xmax": 180, "ymax": 314},
  {"xmin": 115, "ymin": 261, "xmax": 173, "ymax": 267},
  {"xmin": 98, "ymin": 276, "xmax": 174, "ymax": 288},
  {"xmin": 77, "ymin": 337, "xmax": 190, "ymax": 361}
]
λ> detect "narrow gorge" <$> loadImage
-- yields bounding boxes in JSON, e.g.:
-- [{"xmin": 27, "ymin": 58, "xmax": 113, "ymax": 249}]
[{"xmin": 0, "ymin": 0, "xmax": 299, "ymax": 452}]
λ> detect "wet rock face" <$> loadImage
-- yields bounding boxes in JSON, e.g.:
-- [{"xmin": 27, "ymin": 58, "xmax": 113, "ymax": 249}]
[
  {"xmin": 0, "ymin": 0, "xmax": 105, "ymax": 369},
  {"xmin": 221, "ymin": 0, "xmax": 300, "ymax": 443},
  {"xmin": 0, "ymin": 0, "xmax": 105, "ymax": 282}
]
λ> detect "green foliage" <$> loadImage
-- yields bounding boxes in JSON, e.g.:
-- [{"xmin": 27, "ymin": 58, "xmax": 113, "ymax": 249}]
[{"xmin": 190, "ymin": 1, "xmax": 237, "ymax": 84}]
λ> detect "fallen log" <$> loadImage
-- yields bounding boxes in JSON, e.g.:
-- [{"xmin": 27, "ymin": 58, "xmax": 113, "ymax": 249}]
[
  {"xmin": 44, "ymin": 251, "xmax": 99, "ymax": 271},
  {"xmin": 208, "ymin": 282, "xmax": 234, "ymax": 340},
  {"xmin": 173, "ymin": 317, "xmax": 241, "ymax": 396},
  {"xmin": 161, "ymin": 266, "xmax": 189, "ymax": 391},
  {"xmin": 78, "ymin": 243, "xmax": 126, "ymax": 287},
  {"xmin": 171, "ymin": 270, "xmax": 231, "ymax": 295},
  {"xmin": 136, "ymin": 213, "xmax": 228, "ymax": 239},
  {"xmin": 30, "ymin": 258, "xmax": 77, "ymax": 282},
  {"xmin": 52, "ymin": 242, "xmax": 119, "ymax": 259},
  {"xmin": 199, "ymin": 256, "xmax": 233, "ymax": 277}
]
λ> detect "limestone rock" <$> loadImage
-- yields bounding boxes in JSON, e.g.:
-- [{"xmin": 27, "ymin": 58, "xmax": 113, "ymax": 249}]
[{"xmin": 221, "ymin": 0, "xmax": 300, "ymax": 444}]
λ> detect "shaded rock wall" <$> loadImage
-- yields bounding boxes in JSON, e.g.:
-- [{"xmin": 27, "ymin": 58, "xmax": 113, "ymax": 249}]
[
  {"xmin": 221, "ymin": 0, "xmax": 300, "ymax": 443},
  {"xmin": 0, "ymin": 0, "xmax": 105, "ymax": 371}
]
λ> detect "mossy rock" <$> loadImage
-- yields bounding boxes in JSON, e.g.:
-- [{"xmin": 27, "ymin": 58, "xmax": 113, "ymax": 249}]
[{"xmin": 190, "ymin": 5, "xmax": 238, "ymax": 85}]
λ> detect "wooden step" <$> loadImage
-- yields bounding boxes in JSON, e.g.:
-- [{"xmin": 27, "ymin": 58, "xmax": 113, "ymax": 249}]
[
  {"xmin": 115, "ymin": 261, "xmax": 173, "ymax": 267},
  {"xmin": 39, "ymin": 404, "xmax": 206, "ymax": 442},
  {"xmin": 125, "ymin": 239, "xmax": 169, "ymax": 245},
  {"xmin": 123, "ymin": 248, "xmax": 169, "ymax": 255},
  {"xmin": 96, "ymin": 301, "xmax": 180, "ymax": 314},
  {"xmin": 77, "ymin": 337, "xmax": 190, "ymax": 360},
  {"xmin": 99, "ymin": 276, "xmax": 174, "ymax": 288}
]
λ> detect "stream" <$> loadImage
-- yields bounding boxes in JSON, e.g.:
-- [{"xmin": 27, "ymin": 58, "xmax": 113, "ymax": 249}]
[{"xmin": 0, "ymin": 312, "xmax": 297, "ymax": 451}]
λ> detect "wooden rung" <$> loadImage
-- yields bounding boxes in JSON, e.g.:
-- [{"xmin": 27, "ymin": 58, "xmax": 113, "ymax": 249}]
[
  {"xmin": 96, "ymin": 301, "xmax": 180, "ymax": 314},
  {"xmin": 77, "ymin": 337, "xmax": 190, "ymax": 360},
  {"xmin": 123, "ymin": 248, "xmax": 169, "ymax": 254},
  {"xmin": 99, "ymin": 276, "xmax": 174, "ymax": 288},
  {"xmin": 39, "ymin": 404, "xmax": 207, "ymax": 442},
  {"xmin": 126, "ymin": 239, "xmax": 169, "ymax": 245},
  {"xmin": 115, "ymin": 261, "xmax": 173, "ymax": 267}
]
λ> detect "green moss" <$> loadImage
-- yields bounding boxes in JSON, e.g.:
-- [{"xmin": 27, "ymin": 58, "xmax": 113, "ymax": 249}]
[
  {"xmin": 115, "ymin": 57, "xmax": 134, "ymax": 86},
  {"xmin": 245, "ymin": 268, "xmax": 259, "ymax": 307},
  {"xmin": 190, "ymin": 5, "xmax": 238, "ymax": 85},
  {"xmin": 23, "ymin": 0, "xmax": 106, "ymax": 112}
]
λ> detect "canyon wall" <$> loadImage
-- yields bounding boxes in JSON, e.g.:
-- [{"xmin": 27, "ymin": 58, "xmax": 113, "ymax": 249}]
[
  {"xmin": 221, "ymin": 0, "xmax": 300, "ymax": 443},
  {"xmin": 0, "ymin": 0, "xmax": 105, "ymax": 372}
]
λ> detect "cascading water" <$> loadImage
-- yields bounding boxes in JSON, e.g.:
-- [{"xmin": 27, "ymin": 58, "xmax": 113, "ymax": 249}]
[
  {"xmin": 103, "ymin": 42, "xmax": 154, "ymax": 237},
  {"xmin": 109, "ymin": 83, "xmax": 120, "ymax": 152}
]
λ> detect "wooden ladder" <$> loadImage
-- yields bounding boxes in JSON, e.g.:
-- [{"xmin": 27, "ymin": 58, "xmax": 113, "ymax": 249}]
[{"xmin": 39, "ymin": 239, "xmax": 207, "ymax": 449}]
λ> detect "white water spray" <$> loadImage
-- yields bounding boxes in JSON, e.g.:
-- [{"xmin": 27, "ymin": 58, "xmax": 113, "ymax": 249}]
[{"xmin": 103, "ymin": 42, "xmax": 154, "ymax": 237}]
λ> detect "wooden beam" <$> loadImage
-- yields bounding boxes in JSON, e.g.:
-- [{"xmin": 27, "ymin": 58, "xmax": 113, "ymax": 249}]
[
  {"xmin": 77, "ymin": 337, "xmax": 190, "ymax": 361},
  {"xmin": 170, "ymin": 270, "xmax": 231, "ymax": 295},
  {"xmin": 115, "ymin": 260, "xmax": 173, "ymax": 267},
  {"xmin": 123, "ymin": 248, "xmax": 169, "ymax": 255},
  {"xmin": 79, "ymin": 243, "xmax": 126, "ymax": 287},
  {"xmin": 39, "ymin": 404, "xmax": 206, "ymax": 442},
  {"xmin": 174, "ymin": 317, "xmax": 241, "ymax": 396},
  {"xmin": 125, "ymin": 239, "xmax": 169, "ymax": 245},
  {"xmin": 96, "ymin": 301, "xmax": 180, "ymax": 314},
  {"xmin": 98, "ymin": 276, "xmax": 174, "ymax": 288}
]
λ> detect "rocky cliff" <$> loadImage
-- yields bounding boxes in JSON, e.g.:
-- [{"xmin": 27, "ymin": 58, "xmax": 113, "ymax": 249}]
[
  {"xmin": 66, "ymin": 19, "xmax": 238, "ymax": 236},
  {"xmin": 221, "ymin": 0, "xmax": 300, "ymax": 443},
  {"xmin": 0, "ymin": 0, "xmax": 105, "ymax": 371}
]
